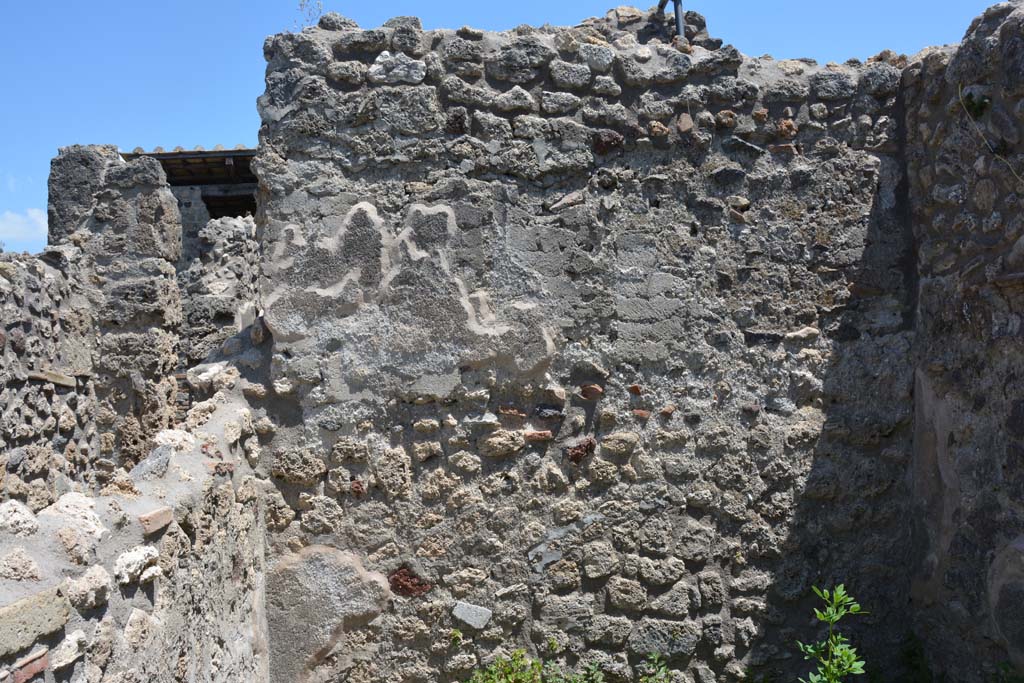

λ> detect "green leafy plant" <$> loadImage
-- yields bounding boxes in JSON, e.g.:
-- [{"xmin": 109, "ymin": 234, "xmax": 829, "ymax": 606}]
[
  {"xmin": 450, "ymin": 628, "xmax": 464, "ymax": 647},
  {"xmin": 638, "ymin": 654, "xmax": 671, "ymax": 683},
  {"xmin": 468, "ymin": 650, "xmax": 542, "ymax": 683},
  {"xmin": 796, "ymin": 585, "xmax": 867, "ymax": 683},
  {"xmin": 563, "ymin": 663, "xmax": 606, "ymax": 683},
  {"xmin": 464, "ymin": 650, "xmax": 617, "ymax": 683}
]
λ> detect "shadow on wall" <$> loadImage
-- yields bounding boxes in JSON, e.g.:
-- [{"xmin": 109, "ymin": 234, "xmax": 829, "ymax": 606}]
[
  {"xmin": 244, "ymin": 4, "xmax": 1024, "ymax": 683},
  {"xmin": 763, "ymin": 5, "xmax": 1024, "ymax": 682},
  {"xmin": 755, "ymin": 125, "xmax": 921, "ymax": 681},
  {"xmin": 899, "ymin": 4, "xmax": 1024, "ymax": 681}
]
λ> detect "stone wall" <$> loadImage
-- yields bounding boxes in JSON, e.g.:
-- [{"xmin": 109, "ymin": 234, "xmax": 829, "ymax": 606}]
[
  {"xmin": 174, "ymin": 185, "xmax": 261, "ymax": 368},
  {"xmin": 48, "ymin": 145, "xmax": 184, "ymax": 471},
  {"xmin": 0, "ymin": 365, "xmax": 269, "ymax": 683},
  {"xmin": 0, "ymin": 248, "xmax": 98, "ymax": 509},
  {"xmin": 0, "ymin": 2, "xmax": 1023, "ymax": 682},
  {"xmin": 177, "ymin": 215, "xmax": 260, "ymax": 368},
  {"xmin": 171, "ymin": 186, "xmax": 213, "ymax": 242},
  {"xmin": 0, "ymin": 148, "xmax": 270, "ymax": 682},
  {"xmin": 254, "ymin": 7, "xmax": 917, "ymax": 682},
  {"xmin": 39, "ymin": 147, "xmax": 264, "ymax": 473},
  {"xmin": 904, "ymin": 3, "xmax": 1024, "ymax": 680}
]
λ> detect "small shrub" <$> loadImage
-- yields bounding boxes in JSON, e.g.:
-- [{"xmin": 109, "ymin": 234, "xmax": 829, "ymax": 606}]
[
  {"xmin": 564, "ymin": 664, "xmax": 606, "ymax": 683},
  {"xmin": 466, "ymin": 650, "xmax": 667, "ymax": 683},
  {"xmin": 468, "ymin": 650, "xmax": 542, "ymax": 683},
  {"xmin": 638, "ymin": 654, "xmax": 671, "ymax": 683},
  {"xmin": 796, "ymin": 585, "xmax": 867, "ymax": 683}
]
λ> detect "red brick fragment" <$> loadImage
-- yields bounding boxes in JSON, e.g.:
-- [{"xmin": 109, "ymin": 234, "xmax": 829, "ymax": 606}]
[
  {"xmin": 389, "ymin": 566, "xmax": 433, "ymax": 597},
  {"xmin": 138, "ymin": 506, "xmax": 174, "ymax": 535},
  {"xmin": 524, "ymin": 430, "xmax": 554, "ymax": 443},
  {"xmin": 498, "ymin": 406, "xmax": 527, "ymax": 418},
  {"xmin": 206, "ymin": 461, "xmax": 235, "ymax": 476},
  {"xmin": 13, "ymin": 648, "xmax": 48, "ymax": 683},
  {"xmin": 565, "ymin": 437, "xmax": 597, "ymax": 465},
  {"xmin": 777, "ymin": 118, "xmax": 799, "ymax": 139}
]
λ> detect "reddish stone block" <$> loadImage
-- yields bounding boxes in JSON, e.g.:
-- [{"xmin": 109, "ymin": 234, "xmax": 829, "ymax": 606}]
[
  {"xmin": 565, "ymin": 437, "xmax": 597, "ymax": 464},
  {"xmin": 13, "ymin": 648, "xmax": 47, "ymax": 683},
  {"xmin": 497, "ymin": 406, "xmax": 527, "ymax": 418},
  {"xmin": 137, "ymin": 506, "xmax": 174, "ymax": 535}
]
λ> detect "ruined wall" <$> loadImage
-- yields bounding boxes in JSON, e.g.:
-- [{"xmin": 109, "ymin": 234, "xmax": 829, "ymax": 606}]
[
  {"xmin": 1, "ymin": 3, "xmax": 1023, "ymax": 682},
  {"xmin": 904, "ymin": 3, "xmax": 1024, "ymax": 680},
  {"xmin": 176, "ymin": 215, "xmax": 260, "ymax": 367},
  {"xmin": 48, "ymin": 145, "xmax": 184, "ymax": 471},
  {"xmin": 0, "ymin": 248, "xmax": 98, "ymax": 509},
  {"xmin": 41, "ymin": 147, "xmax": 263, "ymax": 471},
  {"xmin": 0, "ymin": 365, "xmax": 269, "ymax": 683},
  {"xmin": 172, "ymin": 185, "xmax": 213, "ymax": 245},
  {"xmin": 0, "ymin": 149, "xmax": 271, "ymax": 682},
  {"xmin": 255, "ymin": 7, "xmax": 917, "ymax": 682},
  {"xmin": 174, "ymin": 186, "xmax": 261, "ymax": 368}
]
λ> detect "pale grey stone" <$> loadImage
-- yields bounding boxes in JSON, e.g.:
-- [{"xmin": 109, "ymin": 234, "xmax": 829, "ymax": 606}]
[
  {"xmin": 113, "ymin": 545, "xmax": 158, "ymax": 585},
  {"xmin": 64, "ymin": 565, "xmax": 113, "ymax": 610},
  {"xmin": 367, "ymin": 51, "xmax": 427, "ymax": 84},
  {"xmin": 0, "ymin": 500, "xmax": 37, "ymax": 537},
  {"xmin": 51, "ymin": 629, "xmax": 87, "ymax": 669},
  {"xmin": 0, "ymin": 587, "xmax": 69, "ymax": 657},
  {"xmin": 452, "ymin": 601, "xmax": 493, "ymax": 629},
  {"xmin": 267, "ymin": 547, "xmax": 389, "ymax": 683},
  {"xmin": 579, "ymin": 44, "xmax": 615, "ymax": 73},
  {"xmin": 550, "ymin": 59, "xmax": 592, "ymax": 89}
]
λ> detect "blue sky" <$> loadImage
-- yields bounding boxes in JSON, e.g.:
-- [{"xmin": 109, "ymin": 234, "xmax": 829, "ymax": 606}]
[{"xmin": 0, "ymin": 0, "xmax": 991, "ymax": 253}]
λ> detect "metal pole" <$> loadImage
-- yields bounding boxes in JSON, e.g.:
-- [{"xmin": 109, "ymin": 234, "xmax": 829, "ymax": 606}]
[{"xmin": 657, "ymin": 0, "xmax": 685, "ymax": 39}]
